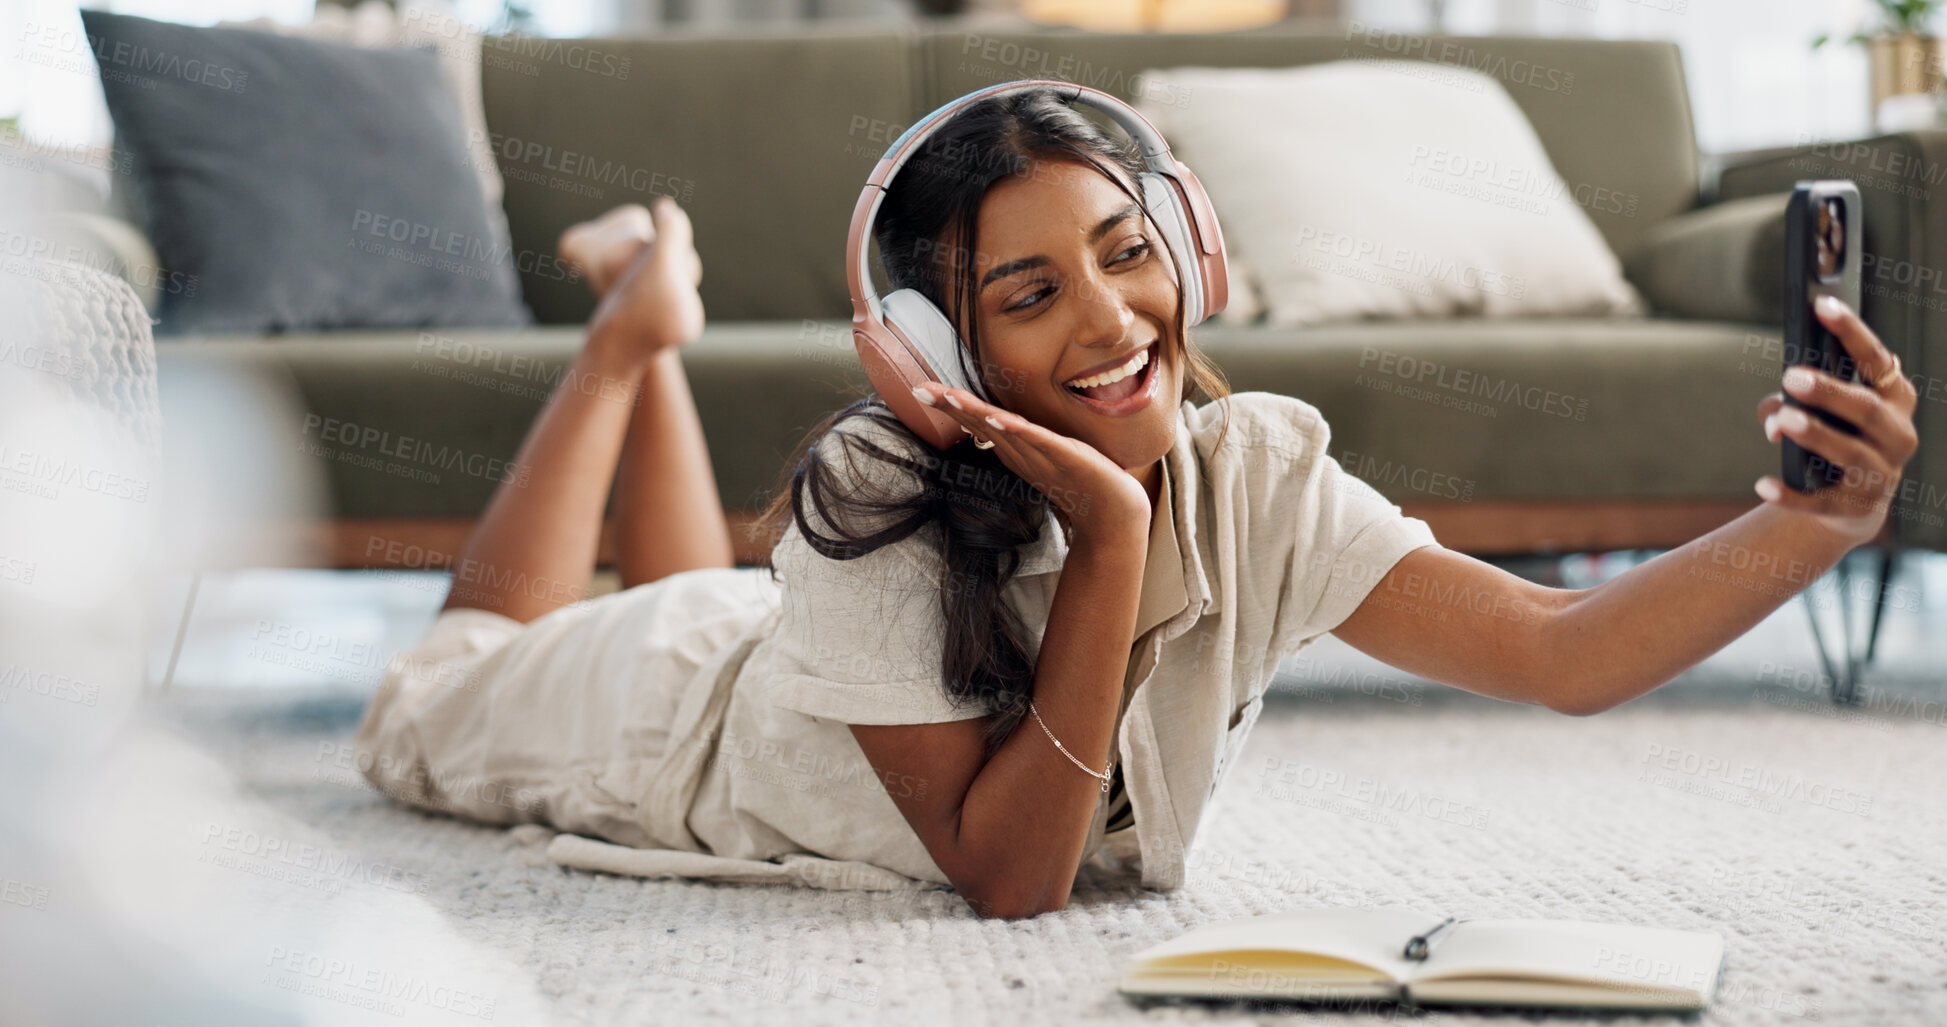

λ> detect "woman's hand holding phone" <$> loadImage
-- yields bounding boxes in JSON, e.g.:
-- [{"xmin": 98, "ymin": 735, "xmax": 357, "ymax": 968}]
[
  {"xmin": 1755, "ymin": 296, "xmax": 1919, "ymax": 546},
  {"xmin": 910, "ymin": 382, "xmax": 1152, "ymax": 543}
]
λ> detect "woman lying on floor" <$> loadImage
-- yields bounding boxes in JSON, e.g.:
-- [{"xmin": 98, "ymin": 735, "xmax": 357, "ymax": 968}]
[{"xmin": 356, "ymin": 85, "xmax": 1918, "ymax": 919}]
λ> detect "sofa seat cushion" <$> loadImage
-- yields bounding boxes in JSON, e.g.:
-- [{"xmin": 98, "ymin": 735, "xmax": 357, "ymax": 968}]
[
  {"xmin": 155, "ymin": 318, "xmax": 1784, "ymax": 522},
  {"xmin": 155, "ymin": 324, "xmax": 874, "ymax": 520},
  {"xmin": 1194, "ymin": 318, "xmax": 1783, "ymax": 503}
]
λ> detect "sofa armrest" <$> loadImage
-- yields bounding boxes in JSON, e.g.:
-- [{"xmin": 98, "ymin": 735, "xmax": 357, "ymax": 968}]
[
  {"xmin": 1622, "ymin": 192, "xmax": 1787, "ymax": 325},
  {"xmin": 30, "ymin": 211, "xmax": 165, "ymax": 314},
  {"xmin": 1718, "ymin": 130, "xmax": 1947, "ymax": 549}
]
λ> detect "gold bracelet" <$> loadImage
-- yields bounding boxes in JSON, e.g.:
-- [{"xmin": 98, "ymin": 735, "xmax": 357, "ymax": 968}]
[{"xmin": 1028, "ymin": 699, "xmax": 1113, "ymax": 793}]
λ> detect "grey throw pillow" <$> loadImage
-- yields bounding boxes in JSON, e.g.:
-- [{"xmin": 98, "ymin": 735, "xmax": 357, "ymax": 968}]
[{"xmin": 81, "ymin": 10, "xmax": 532, "ymax": 335}]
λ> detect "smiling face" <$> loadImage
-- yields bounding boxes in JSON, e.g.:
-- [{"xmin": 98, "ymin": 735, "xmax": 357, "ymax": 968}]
[{"xmin": 956, "ymin": 158, "xmax": 1184, "ymax": 488}]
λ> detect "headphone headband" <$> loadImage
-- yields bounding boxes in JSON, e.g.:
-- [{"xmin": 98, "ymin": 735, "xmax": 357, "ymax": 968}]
[
  {"xmin": 844, "ymin": 78, "xmax": 1229, "ymax": 451},
  {"xmin": 846, "ymin": 80, "xmax": 1187, "ymax": 323}
]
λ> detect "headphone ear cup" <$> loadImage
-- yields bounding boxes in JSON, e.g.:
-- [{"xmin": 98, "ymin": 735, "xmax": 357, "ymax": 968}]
[
  {"xmin": 854, "ymin": 318, "xmax": 964, "ymax": 451},
  {"xmin": 1140, "ymin": 173, "xmax": 1205, "ymax": 326},
  {"xmin": 1165, "ymin": 160, "xmax": 1229, "ymax": 321},
  {"xmin": 882, "ymin": 289, "xmax": 987, "ymax": 401}
]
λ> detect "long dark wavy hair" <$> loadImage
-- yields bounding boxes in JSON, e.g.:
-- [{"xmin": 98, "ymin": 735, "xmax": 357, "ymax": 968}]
[{"xmin": 755, "ymin": 87, "xmax": 1232, "ymax": 758}]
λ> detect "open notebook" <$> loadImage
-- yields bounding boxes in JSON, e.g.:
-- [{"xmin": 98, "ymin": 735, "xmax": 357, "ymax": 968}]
[{"xmin": 1120, "ymin": 905, "xmax": 1725, "ymax": 1011}]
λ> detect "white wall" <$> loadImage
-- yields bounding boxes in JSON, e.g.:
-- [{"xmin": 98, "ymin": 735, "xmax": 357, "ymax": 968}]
[
  {"xmin": 1, "ymin": 0, "xmax": 923, "ymax": 152},
  {"xmin": 4, "ymin": 0, "xmax": 314, "ymax": 148},
  {"xmin": 3, "ymin": 0, "xmax": 1904, "ymax": 155}
]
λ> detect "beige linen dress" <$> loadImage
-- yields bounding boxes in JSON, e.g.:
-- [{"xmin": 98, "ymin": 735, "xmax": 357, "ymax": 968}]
[{"xmin": 353, "ymin": 392, "xmax": 1440, "ymax": 892}]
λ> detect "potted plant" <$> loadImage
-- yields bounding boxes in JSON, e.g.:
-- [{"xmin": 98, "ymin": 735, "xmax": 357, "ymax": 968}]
[{"xmin": 1817, "ymin": 1, "xmax": 1944, "ymax": 120}]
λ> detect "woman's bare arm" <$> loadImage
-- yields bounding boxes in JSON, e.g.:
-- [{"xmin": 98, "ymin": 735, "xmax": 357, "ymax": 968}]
[
  {"xmin": 850, "ymin": 523, "xmax": 1147, "ymax": 918},
  {"xmin": 1333, "ymin": 297, "xmax": 1919, "ymax": 715},
  {"xmin": 846, "ymin": 379, "xmax": 1156, "ymax": 918},
  {"xmin": 1332, "ymin": 513, "xmax": 1860, "ymax": 715}
]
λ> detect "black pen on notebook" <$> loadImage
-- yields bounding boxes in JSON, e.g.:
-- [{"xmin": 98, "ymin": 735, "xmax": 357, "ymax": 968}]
[{"xmin": 1402, "ymin": 917, "xmax": 1459, "ymax": 960}]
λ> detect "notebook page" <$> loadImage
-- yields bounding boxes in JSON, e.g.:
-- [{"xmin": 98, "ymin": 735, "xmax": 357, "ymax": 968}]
[
  {"xmin": 1130, "ymin": 905, "xmax": 1443, "ymax": 984},
  {"xmin": 1409, "ymin": 919, "xmax": 1723, "ymax": 1002}
]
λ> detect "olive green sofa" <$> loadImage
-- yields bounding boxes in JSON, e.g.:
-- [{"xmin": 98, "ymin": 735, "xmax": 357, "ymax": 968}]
[{"xmin": 127, "ymin": 23, "xmax": 1942, "ymax": 565}]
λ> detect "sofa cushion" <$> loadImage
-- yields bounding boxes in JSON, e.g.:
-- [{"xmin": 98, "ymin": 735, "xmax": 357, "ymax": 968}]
[
  {"xmin": 154, "ymin": 323, "xmax": 875, "ymax": 520},
  {"xmin": 476, "ymin": 28, "xmax": 1698, "ymax": 327},
  {"xmin": 155, "ymin": 317, "xmax": 1783, "ymax": 523},
  {"xmin": 1193, "ymin": 318, "xmax": 1782, "ymax": 503},
  {"xmin": 478, "ymin": 26, "xmax": 915, "ymax": 326},
  {"xmin": 81, "ymin": 10, "xmax": 529, "ymax": 334}
]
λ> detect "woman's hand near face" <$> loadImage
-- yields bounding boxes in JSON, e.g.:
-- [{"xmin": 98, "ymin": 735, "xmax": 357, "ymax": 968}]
[
  {"xmin": 1754, "ymin": 296, "xmax": 1920, "ymax": 546},
  {"xmin": 911, "ymin": 382, "xmax": 1151, "ymax": 541}
]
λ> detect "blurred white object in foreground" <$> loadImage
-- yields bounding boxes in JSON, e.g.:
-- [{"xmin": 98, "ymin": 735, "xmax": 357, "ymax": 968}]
[{"xmin": 0, "ymin": 235, "xmax": 545, "ymax": 1022}]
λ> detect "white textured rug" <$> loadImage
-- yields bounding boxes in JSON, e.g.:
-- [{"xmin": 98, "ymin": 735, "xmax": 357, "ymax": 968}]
[{"xmin": 107, "ymin": 678, "xmax": 1946, "ymax": 1027}]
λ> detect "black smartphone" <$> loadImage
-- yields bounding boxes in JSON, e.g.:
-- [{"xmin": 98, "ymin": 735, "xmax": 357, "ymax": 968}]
[{"xmin": 1781, "ymin": 180, "xmax": 1864, "ymax": 493}]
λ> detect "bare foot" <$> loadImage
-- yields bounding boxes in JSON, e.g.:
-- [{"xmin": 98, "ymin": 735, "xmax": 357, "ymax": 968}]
[
  {"xmin": 586, "ymin": 197, "xmax": 705, "ymax": 358},
  {"xmin": 558, "ymin": 204, "xmax": 654, "ymax": 297}
]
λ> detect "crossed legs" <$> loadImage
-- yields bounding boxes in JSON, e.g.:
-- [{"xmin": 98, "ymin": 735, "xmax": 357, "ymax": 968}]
[{"xmin": 441, "ymin": 199, "xmax": 734, "ymax": 624}]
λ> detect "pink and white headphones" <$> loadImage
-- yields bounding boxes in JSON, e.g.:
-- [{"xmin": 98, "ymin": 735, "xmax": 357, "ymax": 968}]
[{"xmin": 846, "ymin": 80, "xmax": 1230, "ymax": 450}]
